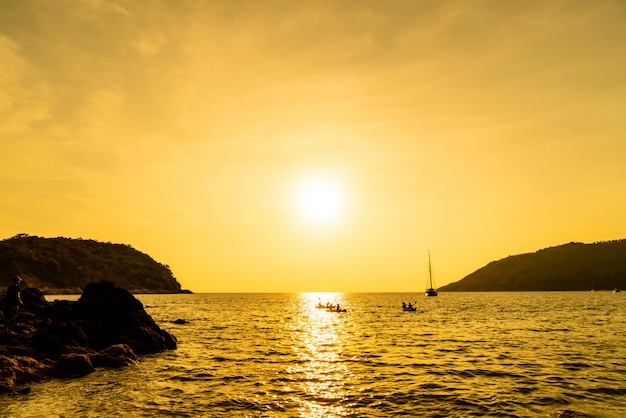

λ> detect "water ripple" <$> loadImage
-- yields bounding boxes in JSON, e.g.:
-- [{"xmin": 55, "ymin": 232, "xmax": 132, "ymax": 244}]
[{"xmin": 4, "ymin": 292, "xmax": 626, "ymax": 417}]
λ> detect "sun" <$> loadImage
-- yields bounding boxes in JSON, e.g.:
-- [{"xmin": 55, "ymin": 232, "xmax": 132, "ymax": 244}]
[{"xmin": 294, "ymin": 177, "xmax": 345, "ymax": 224}]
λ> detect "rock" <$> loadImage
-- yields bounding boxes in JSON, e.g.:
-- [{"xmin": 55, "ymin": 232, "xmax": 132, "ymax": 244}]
[
  {"xmin": 0, "ymin": 354, "xmax": 47, "ymax": 392},
  {"xmin": 92, "ymin": 344, "xmax": 139, "ymax": 368},
  {"xmin": 74, "ymin": 281, "xmax": 177, "ymax": 354},
  {"xmin": 55, "ymin": 353, "xmax": 94, "ymax": 377},
  {"xmin": 0, "ymin": 281, "xmax": 176, "ymax": 392},
  {"xmin": 173, "ymin": 319, "xmax": 189, "ymax": 324},
  {"xmin": 0, "ymin": 355, "xmax": 19, "ymax": 391},
  {"xmin": 32, "ymin": 323, "xmax": 91, "ymax": 356},
  {"xmin": 20, "ymin": 287, "xmax": 48, "ymax": 309}
]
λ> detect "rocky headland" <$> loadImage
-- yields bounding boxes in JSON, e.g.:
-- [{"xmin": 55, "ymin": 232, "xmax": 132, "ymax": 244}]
[
  {"xmin": 0, "ymin": 281, "xmax": 177, "ymax": 393},
  {"xmin": 0, "ymin": 234, "xmax": 190, "ymax": 294},
  {"xmin": 439, "ymin": 240, "xmax": 626, "ymax": 292}
]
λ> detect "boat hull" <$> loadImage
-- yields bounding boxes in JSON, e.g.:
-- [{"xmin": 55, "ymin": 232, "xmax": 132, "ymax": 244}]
[{"xmin": 425, "ymin": 288, "xmax": 438, "ymax": 297}]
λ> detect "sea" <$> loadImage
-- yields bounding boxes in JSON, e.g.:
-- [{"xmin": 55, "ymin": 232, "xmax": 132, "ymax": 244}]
[{"xmin": 1, "ymin": 292, "xmax": 625, "ymax": 417}]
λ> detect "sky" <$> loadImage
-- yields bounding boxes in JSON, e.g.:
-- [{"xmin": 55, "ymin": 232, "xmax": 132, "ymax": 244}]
[{"xmin": 1, "ymin": 0, "xmax": 625, "ymax": 293}]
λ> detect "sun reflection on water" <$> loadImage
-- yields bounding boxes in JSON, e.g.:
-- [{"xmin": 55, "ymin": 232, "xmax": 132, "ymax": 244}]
[{"xmin": 288, "ymin": 292, "xmax": 352, "ymax": 417}]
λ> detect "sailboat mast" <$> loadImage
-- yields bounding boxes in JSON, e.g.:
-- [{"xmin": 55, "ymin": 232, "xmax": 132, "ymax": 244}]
[
  {"xmin": 428, "ymin": 250, "xmax": 433, "ymax": 288},
  {"xmin": 425, "ymin": 250, "xmax": 438, "ymax": 296}
]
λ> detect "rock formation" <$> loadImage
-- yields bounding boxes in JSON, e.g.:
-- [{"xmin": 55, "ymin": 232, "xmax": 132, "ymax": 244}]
[{"xmin": 0, "ymin": 281, "xmax": 176, "ymax": 392}]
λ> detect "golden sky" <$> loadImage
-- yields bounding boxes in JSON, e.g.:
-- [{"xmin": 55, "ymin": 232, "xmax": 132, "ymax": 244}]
[{"xmin": 1, "ymin": 0, "xmax": 625, "ymax": 292}]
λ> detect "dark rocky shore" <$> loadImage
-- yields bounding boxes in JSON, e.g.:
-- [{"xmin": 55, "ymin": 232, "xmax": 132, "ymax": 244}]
[{"xmin": 0, "ymin": 281, "xmax": 177, "ymax": 393}]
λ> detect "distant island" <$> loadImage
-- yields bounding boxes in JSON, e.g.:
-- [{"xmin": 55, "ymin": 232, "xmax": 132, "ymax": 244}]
[
  {"xmin": 0, "ymin": 234, "xmax": 190, "ymax": 294},
  {"xmin": 439, "ymin": 240, "xmax": 626, "ymax": 292}
]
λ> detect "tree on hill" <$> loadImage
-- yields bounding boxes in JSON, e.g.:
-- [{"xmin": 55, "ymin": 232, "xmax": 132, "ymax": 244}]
[
  {"xmin": 439, "ymin": 240, "xmax": 626, "ymax": 292},
  {"xmin": 0, "ymin": 234, "xmax": 187, "ymax": 294}
]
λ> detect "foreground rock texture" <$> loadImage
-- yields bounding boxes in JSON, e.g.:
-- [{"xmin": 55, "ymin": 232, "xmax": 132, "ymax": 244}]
[
  {"xmin": 0, "ymin": 234, "xmax": 189, "ymax": 294},
  {"xmin": 0, "ymin": 281, "xmax": 176, "ymax": 392}
]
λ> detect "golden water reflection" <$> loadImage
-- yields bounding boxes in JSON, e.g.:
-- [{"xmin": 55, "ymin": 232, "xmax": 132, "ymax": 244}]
[{"xmin": 289, "ymin": 292, "xmax": 353, "ymax": 417}]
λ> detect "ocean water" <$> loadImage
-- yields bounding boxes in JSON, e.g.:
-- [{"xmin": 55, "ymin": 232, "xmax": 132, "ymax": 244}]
[{"xmin": 1, "ymin": 292, "xmax": 625, "ymax": 417}]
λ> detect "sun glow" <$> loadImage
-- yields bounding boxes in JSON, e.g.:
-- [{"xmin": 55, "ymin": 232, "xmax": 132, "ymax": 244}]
[{"xmin": 294, "ymin": 177, "xmax": 345, "ymax": 224}]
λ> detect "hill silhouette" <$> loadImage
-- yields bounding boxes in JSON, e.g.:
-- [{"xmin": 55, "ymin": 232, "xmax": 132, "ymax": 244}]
[
  {"xmin": 439, "ymin": 240, "xmax": 626, "ymax": 292},
  {"xmin": 0, "ymin": 234, "xmax": 189, "ymax": 294}
]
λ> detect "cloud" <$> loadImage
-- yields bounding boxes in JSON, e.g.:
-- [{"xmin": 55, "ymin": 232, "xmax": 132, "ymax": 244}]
[
  {"xmin": 2, "ymin": 0, "xmax": 626, "ymax": 290},
  {"xmin": 0, "ymin": 35, "xmax": 51, "ymax": 135},
  {"xmin": 129, "ymin": 32, "xmax": 168, "ymax": 55}
]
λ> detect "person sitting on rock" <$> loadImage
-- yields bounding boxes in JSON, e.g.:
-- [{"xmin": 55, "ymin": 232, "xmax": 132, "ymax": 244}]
[{"xmin": 4, "ymin": 276, "xmax": 23, "ymax": 334}]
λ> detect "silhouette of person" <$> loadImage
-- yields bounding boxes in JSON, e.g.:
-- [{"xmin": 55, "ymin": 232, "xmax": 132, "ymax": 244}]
[{"xmin": 4, "ymin": 276, "xmax": 23, "ymax": 334}]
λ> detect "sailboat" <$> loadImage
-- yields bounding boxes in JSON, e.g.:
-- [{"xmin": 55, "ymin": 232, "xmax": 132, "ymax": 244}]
[{"xmin": 425, "ymin": 251, "xmax": 438, "ymax": 297}]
